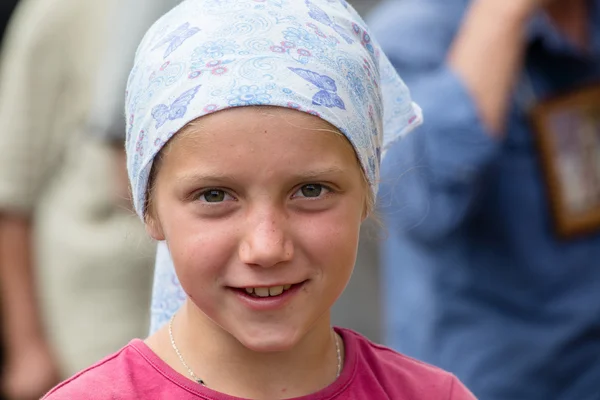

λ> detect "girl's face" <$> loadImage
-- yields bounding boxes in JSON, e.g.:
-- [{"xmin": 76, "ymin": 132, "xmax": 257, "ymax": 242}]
[{"xmin": 148, "ymin": 106, "xmax": 367, "ymax": 352}]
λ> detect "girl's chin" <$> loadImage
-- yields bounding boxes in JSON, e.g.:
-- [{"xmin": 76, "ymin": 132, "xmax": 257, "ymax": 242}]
[{"xmin": 229, "ymin": 326, "xmax": 306, "ymax": 353}]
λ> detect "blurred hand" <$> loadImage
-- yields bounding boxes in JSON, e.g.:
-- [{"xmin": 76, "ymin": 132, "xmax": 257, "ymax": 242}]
[
  {"xmin": 2, "ymin": 341, "xmax": 60, "ymax": 400},
  {"xmin": 488, "ymin": 0, "xmax": 561, "ymax": 20},
  {"xmin": 523, "ymin": 0, "xmax": 559, "ymax": 6}
]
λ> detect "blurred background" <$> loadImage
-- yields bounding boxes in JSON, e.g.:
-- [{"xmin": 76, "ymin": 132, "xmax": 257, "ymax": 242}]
[{"xmin": 1, "ymin": 0, "xmax": 599, "ymax": 400}]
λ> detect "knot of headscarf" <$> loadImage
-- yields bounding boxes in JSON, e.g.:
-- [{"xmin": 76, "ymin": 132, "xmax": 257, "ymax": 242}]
[{"xmin": 125, "ymin": 0, "xmax": 422, "ymax": 219}]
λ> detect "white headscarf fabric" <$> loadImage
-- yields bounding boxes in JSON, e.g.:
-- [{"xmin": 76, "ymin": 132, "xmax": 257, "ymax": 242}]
[{"xmin": 124, "ymin": 0, "xmax": 422, "ymax": 332}]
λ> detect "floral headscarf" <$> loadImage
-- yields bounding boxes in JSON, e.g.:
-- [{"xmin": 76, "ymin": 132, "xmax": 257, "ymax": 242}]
[{"xmin": 123, "ymin": 0, "xmax": 422, "ymax": 332}]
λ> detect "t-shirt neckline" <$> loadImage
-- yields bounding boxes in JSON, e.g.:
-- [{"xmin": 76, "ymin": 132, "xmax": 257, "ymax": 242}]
[{"xmin": 130, "ymin": 327, "xmax": 357, "ymax": 400}]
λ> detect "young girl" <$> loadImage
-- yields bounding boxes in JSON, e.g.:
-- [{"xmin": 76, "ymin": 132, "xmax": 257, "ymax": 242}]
[{"xmin": 43, "ymin": 0, "xmax": 476, "ymax": 398}]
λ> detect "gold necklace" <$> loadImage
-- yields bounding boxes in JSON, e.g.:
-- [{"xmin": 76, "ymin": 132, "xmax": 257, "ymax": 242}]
[{"xmin": 168, "ymin": 314, "xmax": 342, "ymax": 386}]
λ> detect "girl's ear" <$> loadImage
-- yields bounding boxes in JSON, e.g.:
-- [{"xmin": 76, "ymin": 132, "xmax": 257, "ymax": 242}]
[{"xmin": 145, "ymin": 213, "xmax": 165, "ymax": 241}]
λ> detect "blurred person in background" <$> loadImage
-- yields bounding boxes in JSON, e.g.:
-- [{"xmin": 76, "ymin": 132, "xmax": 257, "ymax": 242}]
[
  {"xmin": 370, "ymin": 0, "xmax": 600, "ymax": 399},
  {"xmin": 0, "ymin": 1, "xmax": 19, "ymax": 40},
  {"xmin": 0, "ymin": 3, "xmax": 27, "ymax": 398},
  {"xmin": 0, "ymin": 0, "xmax": 174, "ymax": 398}
]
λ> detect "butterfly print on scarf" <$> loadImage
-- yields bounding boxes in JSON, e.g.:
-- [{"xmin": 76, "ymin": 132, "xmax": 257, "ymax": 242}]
[
  {"xmin": 151, "ymin": 85, "xmax": 202, "ymax": 128},
  {"xmin": 305, "ymin": 0, "xmax": 353, "ymax": 44},
  {"xmin": 289, "ymin": 67, "xmax": 346, "ymax": 110},
  {"xmin": 153, "ymin": 22, "xmax": 201, "ymax": 59}
]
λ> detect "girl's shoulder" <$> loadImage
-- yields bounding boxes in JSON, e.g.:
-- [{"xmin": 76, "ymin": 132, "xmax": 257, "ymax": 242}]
[
  {"xmin": 338, "ymin": 328, "xmax": 476, "ymax": 400},
  {"xmin": 42, "ymin": 340, "xmax": 156, "ymax": 400}
]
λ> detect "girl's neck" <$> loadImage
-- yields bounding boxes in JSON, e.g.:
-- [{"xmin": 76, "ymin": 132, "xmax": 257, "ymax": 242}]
[
  {"xmin": 545, "ymin": 0, "xmax": 591, "ymax": 50},
  {"xmin": 152, "ymin": 300, "xmax": 343, "ymax": 399}
]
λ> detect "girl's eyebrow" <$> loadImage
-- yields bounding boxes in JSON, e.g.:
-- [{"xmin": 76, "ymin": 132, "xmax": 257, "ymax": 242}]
[
  {"xmin": 175, "ymin": 171, "xmax": 238, "ymax": 185},
  {"xmin": 174, "ymin": 166, "xmax": 348, "ymax": 185},
  {"xmin": 288, "ymin": 166, "xmax": 347, "ymax": 180}
]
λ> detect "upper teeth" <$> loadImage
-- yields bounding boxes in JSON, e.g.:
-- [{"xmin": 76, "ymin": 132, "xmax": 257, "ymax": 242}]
[{"xmin": 245, "ymin": 284, "xmax": 293, "ymax": 297}]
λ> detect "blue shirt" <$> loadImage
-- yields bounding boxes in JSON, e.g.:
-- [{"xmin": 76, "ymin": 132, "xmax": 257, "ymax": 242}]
[{"xmin": 370, "ymin": 1, "xmax": 600, "ymax": 399}]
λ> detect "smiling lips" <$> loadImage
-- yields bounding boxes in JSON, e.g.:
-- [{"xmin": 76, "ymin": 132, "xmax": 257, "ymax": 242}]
[
  {"xmin": 244, "ymin": 284, "xmax": 294, "ymax": 298},
  {"xmin": 232, "ymin": 281, "xmax": 307, "ymax": 311}
]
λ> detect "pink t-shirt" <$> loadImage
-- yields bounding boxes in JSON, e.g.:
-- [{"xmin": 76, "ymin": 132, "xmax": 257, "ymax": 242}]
[{"xmin": 43, "ymin": 328, "xmax": 476, "ymax": 399}]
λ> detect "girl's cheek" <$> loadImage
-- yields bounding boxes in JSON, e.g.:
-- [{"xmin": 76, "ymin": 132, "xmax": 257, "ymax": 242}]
[{"xmin": 173, "ymin": 226, "xmax": 239, "ymax": 277}]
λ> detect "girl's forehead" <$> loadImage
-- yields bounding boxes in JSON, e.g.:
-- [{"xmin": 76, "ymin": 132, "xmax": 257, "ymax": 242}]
[
  {"xmin": 187, "ymin": 106, "xmax": 339, "ymax": 131},
  {"xmin": 159, "ymin": 107, "xmax": 361, "ymax": 174},
  {"xmin": 170, "ymin": 106, "xmax": 349, "ymax": 149}
]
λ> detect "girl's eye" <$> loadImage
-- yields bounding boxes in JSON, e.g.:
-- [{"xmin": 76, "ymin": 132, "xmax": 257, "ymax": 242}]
[
  {"xmin": 293, "ymin": 184, "xmax": 329, "ymax": 199},
  {"xmin": 197, "ymin": 189, "xmax": 232, "ymax": 203}
]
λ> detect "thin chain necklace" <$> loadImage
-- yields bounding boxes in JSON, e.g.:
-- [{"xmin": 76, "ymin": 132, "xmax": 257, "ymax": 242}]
[{"xmin": 168, "ymin": 314, "xmax": 342, "ymax": 387}]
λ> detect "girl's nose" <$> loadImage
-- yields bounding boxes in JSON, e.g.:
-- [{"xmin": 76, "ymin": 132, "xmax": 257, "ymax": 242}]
[{"xmin": 238, "ymin": 211, "xmax": 294, "ymax": 268}]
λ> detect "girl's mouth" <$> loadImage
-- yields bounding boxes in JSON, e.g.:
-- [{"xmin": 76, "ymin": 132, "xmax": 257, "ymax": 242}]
[
  {"xmin": 229, "ymin": 281, "xmax": 308, "ymax": 310},
  {"xmin": 242, "ymin": 284, "xmax": 294, "ymax": 298}
]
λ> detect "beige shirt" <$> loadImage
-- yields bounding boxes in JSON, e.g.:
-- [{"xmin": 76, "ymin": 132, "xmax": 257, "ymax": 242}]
[
  {"xmin": 0, "ymin": 0, "xmax": 113, "ymax": 211},
  {"xmin": 0, "ymin": 0, "xmax": 156, "ymax": 376}
]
